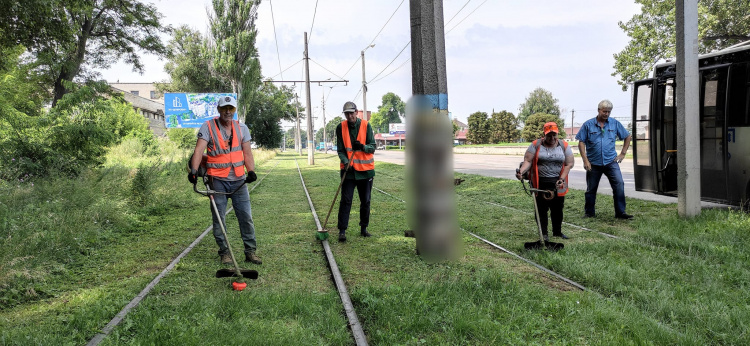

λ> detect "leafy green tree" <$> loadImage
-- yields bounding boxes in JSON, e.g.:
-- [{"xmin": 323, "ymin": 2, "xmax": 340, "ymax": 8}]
[
  {"xmin": 209, "ymin": 0, "xmax": 261, "ymax": 123},
  {"xmin": 370, "ymin": 92, "xmax": 406, "ymax": 133},
  {"xmin": 11, "ymin": 0, "xmax": 170, "ymax": 106},
  {"xmin": 466, "ymin": 111, "xmax": 490, "ymax": 144},
  {"xmin": 520, "ymin": 113, "xmax": 567, "ymax": 142},
  {"xmin": 488, "ymin": 110, "xmax": 520, "ymax": 143},
  {"xmin": 159, "ymin": 25, "xmax": 231, "ymax": 93},
  {"xmin": 518, "ymin": 88, "xmax": 561, "ymax": 124},
  {"xmin": 285, "ymin": 128, "xmax": 307, "ymax": 149},
  {"xmin": 245, "ymin": 84, "xmax": 296, "ymax": 148},
  {"xmin": 316, "ymin": 116, "xmax": 343, "ymax": 143},
  {"xmin": 613, "ymin": 0, "xmax": 750, "ymax": 90}
]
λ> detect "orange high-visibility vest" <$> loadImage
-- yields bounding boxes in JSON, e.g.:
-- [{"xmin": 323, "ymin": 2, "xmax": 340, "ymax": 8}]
[
  {"xmin": 205, "ymin": 118, "xmax": 245, "ymax": 178},
  {"xmin": 340, "ymin": 119, "xmax": 375, "ymax": 171},
  {"xmin": 529, "ymin": 139, "xmax": 569, "ymax": 196}
]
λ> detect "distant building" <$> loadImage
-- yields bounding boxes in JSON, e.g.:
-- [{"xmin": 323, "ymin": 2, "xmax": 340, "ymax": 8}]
[
  {"xmin": 356, "ymin": 110, "xmax": 371, "ymax": 121},
  {"xmin": 109, "ymin": 82, "xmax": 164, "ymax": 103},
  {"xmin": 110, "ymin": 83, "xmax": 166, "ymax": 136}
]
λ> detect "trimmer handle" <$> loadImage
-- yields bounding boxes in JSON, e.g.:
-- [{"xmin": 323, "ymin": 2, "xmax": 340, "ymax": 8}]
[{"xmin": 193, "ymin": 176, "xmax": 246, "ymax": 197}]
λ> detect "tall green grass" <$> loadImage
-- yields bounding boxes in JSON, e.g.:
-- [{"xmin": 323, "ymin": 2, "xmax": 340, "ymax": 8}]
[{"xmin": 2, "ymin": 149, "xmax": 749, "ymax": 345}]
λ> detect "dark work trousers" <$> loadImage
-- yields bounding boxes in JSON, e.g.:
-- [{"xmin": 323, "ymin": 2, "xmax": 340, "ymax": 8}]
[
  {"xmin": 534, "ymin": 178, "xmax": 565, "ymax": 236},
  {"xmin": 337, "ymin": 177, "xmax": 373, "ymax": 231}
]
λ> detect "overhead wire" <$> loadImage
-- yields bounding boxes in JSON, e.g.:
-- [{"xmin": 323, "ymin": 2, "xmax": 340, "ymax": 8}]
[
  {"xmin": 269, "ymin": 0, "xmax": 283, "ymax": 79},
  {"xmin": 366, "ymin": 0, "xmax": 478, "ymax": 86},
  {"xmin": 267, "ymin": 59, "xmax": 304, "ymax": 81},
  {"xmin": 367, "ymin": 41, "xmax": 411, "ymax": 83},
  {"xmin": 446, "ymin": 0, "xmax": 489, "ymax": 34},
  {"xmin": 308, "ymin": 0, "xmax": 320, "ymax": 44},
  {"xmin": 310, "ymin": 58, "xmax": 347, "ymax": 81},
  {"xmin": 445, "ymin": 0, "xmax": 471, "ymax": 27}
]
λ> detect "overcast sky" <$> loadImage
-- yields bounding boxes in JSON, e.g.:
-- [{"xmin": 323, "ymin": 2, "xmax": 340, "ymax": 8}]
[{"xmin": 98, "ymin": 0, "xmax": 643, "ymax": 131}]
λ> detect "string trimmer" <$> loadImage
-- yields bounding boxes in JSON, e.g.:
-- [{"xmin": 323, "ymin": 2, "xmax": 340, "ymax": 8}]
[
  {"xmin": 191, "ymin": 161, "xmax": 258, "ymax": 290},
  {"xmin": 520, "ymin": 178, "xmax": 564, "ymax": 251}
]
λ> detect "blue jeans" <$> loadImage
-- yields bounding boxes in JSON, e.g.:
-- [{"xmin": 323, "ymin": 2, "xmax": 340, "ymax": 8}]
[
  {"xmin": 210, "ymin": 179, "xmax": 257, "ymax": 255},
  {"xmin": 585, "ymin": 161, "xmax": 626, "ymax": 216}
]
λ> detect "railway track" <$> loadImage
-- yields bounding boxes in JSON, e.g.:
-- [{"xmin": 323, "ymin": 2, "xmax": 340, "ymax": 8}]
[
  {"xmin": 294, "ymin": 158, "xmax": 368, "ymax": 346},
  {"xmin": 86, "ymin": 160, "xmax": 279, "ymax": 346}
]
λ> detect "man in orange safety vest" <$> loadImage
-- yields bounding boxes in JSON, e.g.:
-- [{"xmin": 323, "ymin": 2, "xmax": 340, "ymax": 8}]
[{"xmin": 335, "ymin": 101, "xmax": 376, "ymax": 242}]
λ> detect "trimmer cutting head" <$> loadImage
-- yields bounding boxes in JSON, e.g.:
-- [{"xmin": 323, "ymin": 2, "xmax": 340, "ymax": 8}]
[
  {"xmin": 524, "ymin": 240, "xmax": 564, "ymax": 251},
  {"xmin": 215, "ymin": 269, "xmax": 259, "ymax": 279}
]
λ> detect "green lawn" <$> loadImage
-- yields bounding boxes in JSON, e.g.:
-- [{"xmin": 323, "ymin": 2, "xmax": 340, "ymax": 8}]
[{"xmin": 1, "ymin": 142, "xmax": 748, "ymax": 345}]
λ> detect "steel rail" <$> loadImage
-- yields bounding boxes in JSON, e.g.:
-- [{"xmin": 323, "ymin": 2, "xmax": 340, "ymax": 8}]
[
  {"xmin": 87, "ymin": 161, "xmax": 279, "ymax": 346},
  {"xmin": 372, "ymin": 186, "xmax": 587, "ymax": 291},
  {"xmin": 294, "ymin": 159, "xmax": 368, "ymax": 346}
]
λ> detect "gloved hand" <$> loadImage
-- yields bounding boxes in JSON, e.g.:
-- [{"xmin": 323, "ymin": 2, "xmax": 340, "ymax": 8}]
[
  {"xmin": 352, "ymin": 140, "xmax": 365, "ymax": 151},
  {"xmin": 188, "ymin": 169, "xmax": 198, "ymax": 184},
  {"xmin": 245, "ymin": 171, "xmax": 257, "ymax": 184}
]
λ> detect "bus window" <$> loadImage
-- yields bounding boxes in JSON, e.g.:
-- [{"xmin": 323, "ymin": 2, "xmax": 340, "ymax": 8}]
[{"xmin": 635, "ymin": 84, "xmax": 652, "ymax": 166}]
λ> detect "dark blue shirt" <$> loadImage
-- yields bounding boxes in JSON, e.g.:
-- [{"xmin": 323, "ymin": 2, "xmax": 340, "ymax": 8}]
[{"xmin": 575, "ymin": 117, "xmax": 630, "ymax": 166}]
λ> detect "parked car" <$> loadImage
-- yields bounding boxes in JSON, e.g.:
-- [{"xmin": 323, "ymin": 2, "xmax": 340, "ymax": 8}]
[{"xmin": 377, "ymin": 145, "xmax": 385, "ymax": 150}]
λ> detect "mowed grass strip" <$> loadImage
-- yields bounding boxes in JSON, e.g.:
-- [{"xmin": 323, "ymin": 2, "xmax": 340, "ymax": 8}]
[
  {"xmin": 101, "ymin": 155, "xmax": 352, "ymax": 345},
  {"xmin": 373, "ymin": 161, "xmax": 750, "ymax": 344},
  {"xmin": 295, "ymin": 156, "xmax": 687, "ymax": 344}
]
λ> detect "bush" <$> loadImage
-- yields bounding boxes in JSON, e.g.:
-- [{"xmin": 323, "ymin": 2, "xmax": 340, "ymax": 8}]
[
  {"xmin": 167, "ymin": 128, "xmax": 198, "ymax": 149},
  {"xmin": 0, "ymin": 81, "xmax": 154, "ymax": 179}
]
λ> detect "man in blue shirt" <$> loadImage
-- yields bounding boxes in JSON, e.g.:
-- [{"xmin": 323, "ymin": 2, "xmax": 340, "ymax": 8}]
[{"xmin": 575, "ymin": 100, "xmax": 634, "ymax": 220}]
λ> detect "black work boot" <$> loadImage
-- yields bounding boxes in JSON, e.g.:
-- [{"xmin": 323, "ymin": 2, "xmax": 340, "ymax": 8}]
[
  {"xmin": 245, "ymin": 251, "xmax": 262, "ymax": 264},
  {"xmin": 360, "ymin": 228, "xmax": 371, "ymax": 237},
  {"xmin": 338, "ymin": 230, "xmax": 347, "ymax": 242},
  {"xmin": 220, "ymin": 253, "xmax": 232, "ymax": 265}
]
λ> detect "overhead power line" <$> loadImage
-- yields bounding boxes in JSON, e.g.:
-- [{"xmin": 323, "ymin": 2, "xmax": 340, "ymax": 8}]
[
  {"xmin": 368, "ymin": 41, "xmax": 411, "ymax": 83},
  {"xmin": 267, "ymin": 59, "xmax": 304, "ymax": 81},
  {"xmin": 445, "ymin": 0, "xmax": 471, "ymax": 27},
  {"xmin": 367, "ymin": 0, "xmax": 405, "ymax": 47},
  {"xmin": 269, "ymin": 0, "xmax": 283, "ymax": 79},
  {"xmin": 446, "ymin": 0, "xmax": 489, "ymax": 34},
  {"xmin": 308, "ymin": 0, "xmax": 320, "ymax": 44},
  {"xmin": 310, "ymin": 58, "xmax": 347, "ymax": 81}
]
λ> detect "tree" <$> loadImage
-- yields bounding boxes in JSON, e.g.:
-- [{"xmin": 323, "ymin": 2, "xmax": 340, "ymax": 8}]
[
  {"xmin": 316, "ymin": 116, "xmax": 342, "ymax": 143},
  {"xmin": 244, "ymin": 83, "xmax": 296, "ymax": 148},
  {"xmin": 209, "ymin": 0, "xmax": 261, "ymax": 123},
  {"xmin": 370, "ymin": 92, "xmax": 406, "ymax": 133},
  {"xmin": 520, "ymin": 113, "xmax": 567, "ymax": 142},
  {"xmin": 159, "ymin": 25, "xmax": 231, "ymax": 93},
  {"xmin": 613, "ymin": 0, "xmax": 750, "ymax": 90},
  {"xmin": 488, "ymin": 110, "xmax": 520, "ymax": 143},
  {"xmin": 466, "ymin": 111, "xmax": 490, "ymax": 144},
  {"xmin": 285, "ymin": 128, "xmax": 307, "ymax": 149},
  {"xmin": 15, "ymin": 0, "xmax": 170, "ymax": 106},
  {"xmin": 518, "ymin": 88, "xmax": 561, "ymax": 124}
]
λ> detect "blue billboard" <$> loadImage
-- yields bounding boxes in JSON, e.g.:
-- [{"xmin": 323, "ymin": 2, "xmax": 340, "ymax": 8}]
[{"xmin": 164, "ymin": 93, "xmax": 237, "ymax": 128}]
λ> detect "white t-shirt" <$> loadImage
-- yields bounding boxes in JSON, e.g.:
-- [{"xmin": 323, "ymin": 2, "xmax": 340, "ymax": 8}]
[{"xmin": 197, "ymin": 119, "xmax": 252, "ymax": 181}]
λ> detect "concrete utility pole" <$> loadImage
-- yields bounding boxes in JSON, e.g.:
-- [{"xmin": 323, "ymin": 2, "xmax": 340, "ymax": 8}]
[
  {"xmin": 322, "ymin": 91, "xmax": 327, "ymax": 154},
  {"xmin": 361, "ymin": 45, "xmax": 374, "ymax": 121},
  {"xmin": 676, "ymin": 0, "xmax": 701, "ymax": 216},
  {"xmin": 570, "ymin": 109, "xmax": 575, "ymax": 139},
  {"xmin": 295, "ymin": 93, "xmax": 301, "ymax": 155},
  {"xmin": 304, "ymin": 32, "xmax": 315, "ymax": 165},
  {"xmin": 408, "ymin": 0, "xmax": 457, "ymax": 261}
]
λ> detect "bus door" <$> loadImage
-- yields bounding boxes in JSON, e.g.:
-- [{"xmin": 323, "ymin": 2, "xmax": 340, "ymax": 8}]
[
  {"xmin": 632, "ymin": 79, "xmax": 657, "ymax": 193},
  {"xmin": 656, "ymin": 77, "xmax": 678, "ymax": 194},
  {"xmin": 699, "ymin": 66, "xmax": 729, "ymax": 201}
]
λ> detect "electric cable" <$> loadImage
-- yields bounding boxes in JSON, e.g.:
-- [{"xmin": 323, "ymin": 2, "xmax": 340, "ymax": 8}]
[
  {"xmin": 269, "ymin": 0, "xmax": 283, "ymax": 79},
  {"xmin": 308, "ymin": 0, "xmax": 320, "ymax": 44},
  {"xmin": 446, "ymin": 0, "xmax": 489, "ymax": 35}
]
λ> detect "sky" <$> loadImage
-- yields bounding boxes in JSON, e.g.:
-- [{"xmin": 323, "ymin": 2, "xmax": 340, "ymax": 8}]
[{"xmin": 97, "ymin": 0, "xmax": 643, "ymax": 133}]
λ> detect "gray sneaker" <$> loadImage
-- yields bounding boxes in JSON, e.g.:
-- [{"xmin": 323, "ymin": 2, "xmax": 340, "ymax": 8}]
[
  {"xmin": 245, "ymin": 251, "xmax": 262, "ymax": 265},
  {"xmin": 220, "ymin": 253, "xmax": 232, "ymax": 265}
]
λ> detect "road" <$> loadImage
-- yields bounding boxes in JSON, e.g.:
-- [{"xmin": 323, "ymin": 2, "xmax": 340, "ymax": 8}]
[{"xmin": 374, "ymin": 149, "xmax": 720, "ymax": 206}]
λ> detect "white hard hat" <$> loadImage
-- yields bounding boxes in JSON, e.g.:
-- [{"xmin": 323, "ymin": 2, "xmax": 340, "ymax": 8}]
[{"xmin": 217, "ymin": 95, "xmax": 237, "ymax": 108}]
